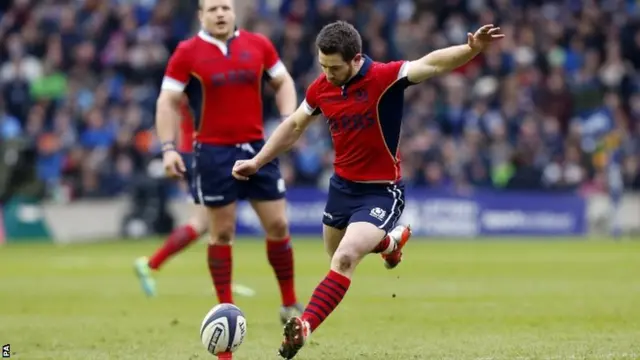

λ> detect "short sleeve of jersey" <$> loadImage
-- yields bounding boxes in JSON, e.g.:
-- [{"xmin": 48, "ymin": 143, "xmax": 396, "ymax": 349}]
[
  {"xmin": 302, "ymin": 78, "xmax": 322, "ymax": 116},
  {"xmin": 161, "ymin": 42, "xmax": 192, "ymax": 92},
  {"xmin": 256, "ymin": 33, "xmax": 287, "ymax": 80},
  {"xmin": 375, "ymin": 60, "xmax": 412, "ymax": 89}
]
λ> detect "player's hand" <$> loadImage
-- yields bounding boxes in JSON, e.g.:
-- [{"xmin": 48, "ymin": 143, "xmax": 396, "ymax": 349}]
[
  {"xmin": 232, "ymin": 159, "xmax": 259, "ymax": 181},
  {"xmin": 468, "ymin": 24, "xmax": 504, "ymax": 52},
  {"xmin": 163, "ymin": 150, "xmax": 186, "ymax": 179}
]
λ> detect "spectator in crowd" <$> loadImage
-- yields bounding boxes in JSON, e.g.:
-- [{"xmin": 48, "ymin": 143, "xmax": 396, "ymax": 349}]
[{"xmin": 1, "ymin": 0, "xmax": 639, "ymax": 202}]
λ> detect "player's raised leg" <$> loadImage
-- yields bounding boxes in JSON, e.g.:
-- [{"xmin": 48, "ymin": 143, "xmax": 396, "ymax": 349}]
[
  {"xmin": 206, "ymin": 202, "xmax": 237, "ymax": 304},
  {"xmin": 134, "ymin": 205, "xmax": 209, "ymax": 296},
  {"xmin": 251, "ymin": 198, "xmax": 303, "ymax": 323}
]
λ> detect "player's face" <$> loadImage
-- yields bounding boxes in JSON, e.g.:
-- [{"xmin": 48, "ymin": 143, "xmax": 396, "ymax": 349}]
[
  {"xmin": 318, "ymin": 51, "xmax": 361, "ymax": 86},
  {"xmin": 199, "ymin": 0, "xmax": 236, "ymax": 39}
]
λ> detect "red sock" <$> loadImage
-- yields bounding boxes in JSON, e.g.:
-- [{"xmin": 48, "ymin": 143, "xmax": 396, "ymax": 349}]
[
  {"xmin": 301, "ymin": 270, "xmax": 351, "ymax": 332},
  {"xmin": 267, "ymin": 237, "xmax": 297, "ymax": 306},
  {"xmin": 371, "ymin": 235, "xmax": 392, "ymax": 254},
  {"xmin": 207, "ymin": 244, "xmax": 233, "ymax": 304},
  {"xmin": 148, "ymin": 225, "xmax": 199, "ymax": 270}
]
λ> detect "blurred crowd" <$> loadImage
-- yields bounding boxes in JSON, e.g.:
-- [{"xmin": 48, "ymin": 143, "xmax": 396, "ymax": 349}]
[{"xmin": 1, "ymin": 0, "xmax": 640, "ymax": 202}]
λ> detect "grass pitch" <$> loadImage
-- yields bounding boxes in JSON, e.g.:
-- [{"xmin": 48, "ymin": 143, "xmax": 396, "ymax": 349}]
[{"xmin": 1, "ymin": 238, "xmax": 639, "ymax": 360}]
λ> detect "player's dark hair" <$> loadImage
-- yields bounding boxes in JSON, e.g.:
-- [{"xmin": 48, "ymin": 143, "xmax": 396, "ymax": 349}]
[{"xmin": 315, "ymin": 21, "xmax": 362, "ymax": 62}]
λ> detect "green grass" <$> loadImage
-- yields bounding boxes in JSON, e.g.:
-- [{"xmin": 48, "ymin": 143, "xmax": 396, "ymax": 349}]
[{"xmin": 1, "ymin": 238, "xmax": 640, "ymax": 360}]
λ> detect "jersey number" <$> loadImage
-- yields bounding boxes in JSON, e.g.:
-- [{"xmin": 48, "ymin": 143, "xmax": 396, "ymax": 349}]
[{"xmin": 329, "ymin": 111, "xmax": 375, "ymax": 132}]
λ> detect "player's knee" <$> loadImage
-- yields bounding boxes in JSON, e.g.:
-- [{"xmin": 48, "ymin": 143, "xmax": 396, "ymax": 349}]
[
  {"xmin": 330, "ymin": 250, "xmax": 357, "ymax": 274},
  {"xmin": 263, "ymin": 216, "xmax": 289, "ymax": 239},
  {"xmin": 209, "ymin": 229, "xmax": 234, "ymax": 245}
]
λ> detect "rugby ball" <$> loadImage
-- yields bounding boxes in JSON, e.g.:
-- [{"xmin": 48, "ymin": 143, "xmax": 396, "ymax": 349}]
[{"xmin": 200, "ymin": 303, "xmax": 247, "ymax": 355}]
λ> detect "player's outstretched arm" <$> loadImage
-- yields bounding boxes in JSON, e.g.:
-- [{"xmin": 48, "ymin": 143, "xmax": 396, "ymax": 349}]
[
  {"xmin": 253, "ymin": 104, "xmax": 316, "ymax": 166},
  {"xmin": 232, "ymin": 104, "xmax": 317, "ymax": 180},
  {"xmin": 406, "ymin": 24, "xmax": 504, "ymax": 83}
]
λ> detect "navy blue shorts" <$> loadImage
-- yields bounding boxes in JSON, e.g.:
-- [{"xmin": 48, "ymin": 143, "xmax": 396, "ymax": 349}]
[
  {"xmin": 190, "ymin": 141, "xmax": 285, "ymax": 207},
  {"xmin": 322, "ymin": 175, "xmax": 405, "ymax": 233}
]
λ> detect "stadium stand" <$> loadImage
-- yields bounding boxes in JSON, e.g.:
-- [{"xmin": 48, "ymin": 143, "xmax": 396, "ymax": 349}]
[{"xmin": 1, "ymin": 0, "xmax": 639, "ymax": 202}]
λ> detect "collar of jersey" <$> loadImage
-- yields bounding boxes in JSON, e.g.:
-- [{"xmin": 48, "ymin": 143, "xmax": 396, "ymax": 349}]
[
  {"xmin": 341, "ymin": 55, "xmax": 373, "ymax": 91},
  {"xmin": 358, "ymin": 55, "xmax": 373, "ymax": 76},
  {"xmin": 198, "ymin": 27, "xmax": 240, "ymax": 46}
]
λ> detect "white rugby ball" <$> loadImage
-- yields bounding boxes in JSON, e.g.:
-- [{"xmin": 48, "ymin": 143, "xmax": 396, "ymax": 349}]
[{"xmin": 200, "ymin": 303, "xmax": 247, "ymax": 355}]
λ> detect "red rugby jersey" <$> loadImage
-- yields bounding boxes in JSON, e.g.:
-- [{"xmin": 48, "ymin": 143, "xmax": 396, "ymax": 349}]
[
  {"xmin": 161, "ymin": 30, "xmax": 286, "ymax": 145},
  {"xmin": 302, "ymin": 56, "xmax": 412, "ymax": 183}
]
